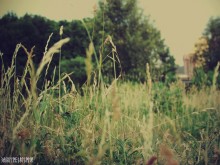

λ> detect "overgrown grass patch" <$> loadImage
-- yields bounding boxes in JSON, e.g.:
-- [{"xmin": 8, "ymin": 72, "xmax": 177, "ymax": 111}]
[{"xmin": 0, "ymin": 39, "xmax": 220, "ymax": 164}]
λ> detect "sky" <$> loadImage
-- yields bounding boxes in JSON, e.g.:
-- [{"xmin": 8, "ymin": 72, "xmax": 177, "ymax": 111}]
[{"xmin": 0, "ymin": 0, "xmax": 220, "ymax": 66}]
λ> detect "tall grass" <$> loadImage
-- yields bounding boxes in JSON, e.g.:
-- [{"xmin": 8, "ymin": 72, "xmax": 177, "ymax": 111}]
[{"xmin": 0, "ymin": 33, "xmax": 220, "ymax": 165}]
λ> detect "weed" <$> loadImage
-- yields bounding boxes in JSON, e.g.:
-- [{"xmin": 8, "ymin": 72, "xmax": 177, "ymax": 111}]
[{"xmin": 0, "ymin": 31, "xmax": 220, "ymax": 165}]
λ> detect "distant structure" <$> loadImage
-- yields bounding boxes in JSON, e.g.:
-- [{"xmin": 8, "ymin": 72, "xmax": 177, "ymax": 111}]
[
  {"xmin": 177, "ymin": 36, "xmax": 207, "ymax": 84},
  {"xmin": 183, "ymin": 54, "xmax": 195, "ymax": 79},
  {"xmin": 177, "ymin": 54, "xmax": 195, "ymax": 84}
]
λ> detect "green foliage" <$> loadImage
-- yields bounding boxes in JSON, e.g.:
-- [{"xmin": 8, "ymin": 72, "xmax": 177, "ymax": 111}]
[
  {"xmin": 190, "ymin": 17, "xmax": 220, "ymax": 89},
  {"xmin": 158, "ymin": 50, "xmax": 177, "ymax": 82},
  {"xmin": 192, "ymin": 67, "xmax": 220, "ymax": 89},
  {"xmin": 0, "ymin": 13, "xmax": 91, "ymax": 85},
  {"xmin": 165, "ymin": 71, "xmax": 177, "ymax": 84},
  {"xmin": 60, "ymin": 56, "xmax": 87, "ymax": 85},
  {"xmin": 1, "ymin": 49, "xmax": 220, "ymax": 164},
  {"xmin": 0, "ymin": 6, "xmax": 176, "ymax": 84},
  {"xmin": 204, "ymin": 17, "xmax": 220, "ymax": 70},
  {"xmin": 94, "ymin": 0, "xmax": 176, "ymax": 81},
  {"xmin": 192, "ymin": 68, "xmax": 207, "ymax": 89},
  {"xmin": 1, "ymin": 5, "xmax": 220, "ymax": 165},
  {"xmin": 153, "ymin": 82, "xmax": 184, "ymax": 114}
]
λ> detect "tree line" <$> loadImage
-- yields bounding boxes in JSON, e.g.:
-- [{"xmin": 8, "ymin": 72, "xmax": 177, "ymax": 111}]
[
  {"xmin": 0, "ymin": 0, "xmax": 219, "ymax": 87},
  {"xmin": 190, "ymin": 17, "xmax": 220, "ymax": 87}
]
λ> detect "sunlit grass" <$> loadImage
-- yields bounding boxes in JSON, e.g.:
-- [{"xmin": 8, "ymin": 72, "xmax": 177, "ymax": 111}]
[{"xmin": 0, "ymin": 35, "xmax": 220, "ymax": 165}]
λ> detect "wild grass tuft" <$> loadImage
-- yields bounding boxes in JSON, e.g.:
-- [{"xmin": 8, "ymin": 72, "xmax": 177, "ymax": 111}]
[{"xmin": 0, "ymin": 31, "xmax": 220, "ymax": 165}]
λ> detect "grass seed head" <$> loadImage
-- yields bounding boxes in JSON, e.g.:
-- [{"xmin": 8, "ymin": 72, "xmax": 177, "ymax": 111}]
[
  {"xmin": 59, "ymin": 25, "xmax": 63, "ymax": 36},
  {"xmin": 146, "ymin": 63, "xmax": 152, "ymax": 94}
]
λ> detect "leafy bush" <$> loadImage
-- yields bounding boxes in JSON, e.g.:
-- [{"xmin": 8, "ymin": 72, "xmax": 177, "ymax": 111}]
[
  {"xmin": 192, "ymin": 68, "xmax": 207, "ymax": 89},
  {"xmin": 60, "ymin": 56, "xmax": 87, "ymax": 85}
]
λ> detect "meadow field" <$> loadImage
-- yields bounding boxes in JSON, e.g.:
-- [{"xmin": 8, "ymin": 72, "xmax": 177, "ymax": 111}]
[{"xmin": 0, "ymin": 37, "xmax": 220, "ymax": 165}]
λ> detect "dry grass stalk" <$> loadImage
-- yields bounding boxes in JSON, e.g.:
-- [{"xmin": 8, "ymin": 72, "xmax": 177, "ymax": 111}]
[
  {"xmin": 36, "ymin": 37, "xmax": 70, "ymax": 81},
  {"xmin": 59, "ymin": 25, "xmax": 63, "ymax": 36},
  {"xmin": 141, "ymin": 101, "xmax": 154, "ymax": 160},
  {"xmin": 44, "ymin": 33, "xmax": 54, "ymax": 79},
  {"xmin": 89, "ymin": 111, "xmax": 108, "ymax": 164},
  {"xmin": 212, "ymin": 61, "xmax": 220, "ymax": 92},
  {"xmin": 111, "ymin": 80, "xmax": 121, "ymax": 121},
  {"xmin": 59, "ymin": 26, "xmax": 64, "ymax": 114},
  {"xmin": 12, "ymin": 38, "xmax": 70, "ymax": 141},
  {"xmin": 146, "ymin": 63, "xmax": 152, "ymax": 95},
  {"xmin": 140, "ymin": 63, "xmax": 154, "ymax": 160},
  {"xmin": 85, "ymin": 42, "xmax": 94, "ymax": 85},
  {"xmin": 21, "ymin": 45, "xmax": 37, "ymax": 100}
]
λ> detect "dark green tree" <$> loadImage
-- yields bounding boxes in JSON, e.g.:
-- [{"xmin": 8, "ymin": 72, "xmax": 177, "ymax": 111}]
[
  {"xmin": 0, "ymin": 13, "xmax": 58, "ymax": 78},
  {"xmin": 204, "ymin": 17, "xmax": 220, "ymax": 70},
  {"xmin": 158, "ymin": 48, "xmax": 176, "ymax": 82},
  {"xmin": 60, "ymin": 56, "xmax": 87, "ymax": 85},
  {"xmin": 0, "ymin": 13, "xmax": 92, "ymax": 85},
  {"xmin": 94, "ymin": 0, "xmax": 176, "ymax": 81}
]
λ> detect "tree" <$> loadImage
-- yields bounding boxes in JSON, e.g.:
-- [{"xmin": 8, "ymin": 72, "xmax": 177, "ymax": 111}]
[
  {"xmin": 93, "ymin": 0, "xmax": 176, "ymax": 81},
  {"xmin": 189, "ymin": 37, "xmax": 209, "ymax": 69},
  {"xmin": 158, "ymin": 48, "xmax": 176, "ymax": 82},
  {"xmin": 60, "ymin": 56, "xmax": 87, "ymax": 85},
  {"xmin": 0, "ymin": 13, "xmax": 91, "ymax": 85},
  {"xmin": 190, "ymin": 17, "xmax": 220, "ymax": 88},
  {"xmin": 0, "ymin": 13, "xmax": 58, "ymax": 78},
  {"xmin": 58, "ymin": 19, "xmax": 91, "ymax": 59},
  {"xmin": 204, "ymin": 17, "xmax": 220, "ymax": 70}
]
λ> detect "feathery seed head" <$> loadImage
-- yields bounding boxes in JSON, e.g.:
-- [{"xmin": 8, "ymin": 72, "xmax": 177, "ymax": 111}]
[{"xmin": 59, "ymin": 25, "xmax": 63, "ymax": 36}]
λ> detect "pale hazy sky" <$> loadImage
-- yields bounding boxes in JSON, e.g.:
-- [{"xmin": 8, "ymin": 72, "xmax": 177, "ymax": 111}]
[{"xmin": 0, "ymin": 0, "xmax": 220, "ymax": 65}]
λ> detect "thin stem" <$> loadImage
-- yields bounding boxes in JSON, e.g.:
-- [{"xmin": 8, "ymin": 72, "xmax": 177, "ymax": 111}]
[{"xmin": 59, "ymin": 26, "xmax": 63, "ymax": 113}]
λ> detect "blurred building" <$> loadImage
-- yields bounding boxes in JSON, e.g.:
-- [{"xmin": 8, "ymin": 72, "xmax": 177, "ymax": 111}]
[
  {"xmin": 177, "ymin": 54, "xmax": 195, "ymax": 84},
  {"xmin": 183, "ymin": 53, "xmax": 195, "ymax": 79}
]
